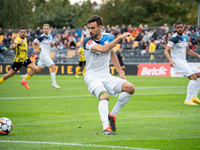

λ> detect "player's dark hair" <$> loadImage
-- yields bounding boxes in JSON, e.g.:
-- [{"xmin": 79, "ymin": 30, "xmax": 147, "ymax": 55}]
[
  {"xmin": 19, "ymin": 26, "xmax": 26, "ymax": 30},
  {"xmin": 87, "ymin": 15, "xmax": 103, "ymax": 26},
  {"xmin": 175, "ymin": 21, "xmax": 184, "ymax": 27}
]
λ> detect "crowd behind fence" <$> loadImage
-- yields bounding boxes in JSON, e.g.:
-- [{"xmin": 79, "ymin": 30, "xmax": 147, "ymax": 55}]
[{"xmin": 0, "ymin": 22, "xmax": 200, "ymax": 64}]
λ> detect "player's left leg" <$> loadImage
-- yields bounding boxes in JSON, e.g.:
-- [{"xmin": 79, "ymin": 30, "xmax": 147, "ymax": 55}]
[
  {"xmin": 50, "ymin": 63, "xmax": 60, "ymax": 89},
  {"xmin": 21, "ymin": 60, "xmax": 37, "ymax": 89},
  {"xmin": 109, "ymin": 81, "xmax": 135, "ymax": 131},
  {"xmin": 0, "ymin": 69, "xmax": 17, "ymax": 84},
  {"xmin": 93, "ymin": 85, "xmax": 115, "ymax": 135}
]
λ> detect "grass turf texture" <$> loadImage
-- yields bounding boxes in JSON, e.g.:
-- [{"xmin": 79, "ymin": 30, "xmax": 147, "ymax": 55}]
[{"xmin": 0, "ymin": 75, "xmax": 200, "ymax": 150}]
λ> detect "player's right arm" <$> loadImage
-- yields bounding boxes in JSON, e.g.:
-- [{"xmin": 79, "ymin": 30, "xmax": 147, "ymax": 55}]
[
  {"xmin": 91, "ymin": 32, "xmax": 130, "ymax": 54},
  {"xmin": 10, "ymin": 37, "xmax": 24, "ymax": 50},
  {"xmin": 164, "ymin": 46, "xmax": 176, "ymax": 67}
]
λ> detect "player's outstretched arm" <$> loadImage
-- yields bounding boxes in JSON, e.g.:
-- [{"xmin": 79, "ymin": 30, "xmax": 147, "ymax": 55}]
[
  {"xmin": 186, "ymin": 46, "xmax": 200, "ymax": 58},
  {"xmin": 32, "ymin": 40, "xmax": 38, "ymax": 53},
  {"xmin": 91, "ymin": 32, "xmax": 130, "ymax": 54},
  {"xmin": 164, "ymin": 46, "xmax": 176, "ymax": 67},
  {"xmin": 10, "ymin": 39, "xmax": 24, "ymax": 50},
  {"xmin": 110, "ymin": 50, "xmax": 126, "ymax": 80}
]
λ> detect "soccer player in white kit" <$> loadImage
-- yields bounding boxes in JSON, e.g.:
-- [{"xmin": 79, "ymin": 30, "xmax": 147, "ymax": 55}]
[
  {"xmin": 24, "ymin": 24, "xmax": 60, "ymax": 89},
  {"xmin": 164, "ymin": 21, "xmax": 200, "ymax": 105},
  {"xmin": 83, "ymin": 15, "xmax": 135, "ymax": 135}
]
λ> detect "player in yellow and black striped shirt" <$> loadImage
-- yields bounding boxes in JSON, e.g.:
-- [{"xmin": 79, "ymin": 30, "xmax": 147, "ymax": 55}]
[
  {"xmin": 75, "ymin": 43, "xmax": 86, "ymax": 78},
  {"xmin": 0, "ymin": 26, "xmax": 37, "ymax": 89}
]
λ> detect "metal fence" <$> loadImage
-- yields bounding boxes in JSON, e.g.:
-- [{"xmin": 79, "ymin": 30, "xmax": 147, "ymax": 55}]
[{"xmin": 1, "ymin": 48, "xmax": 200, "ymax": 64}]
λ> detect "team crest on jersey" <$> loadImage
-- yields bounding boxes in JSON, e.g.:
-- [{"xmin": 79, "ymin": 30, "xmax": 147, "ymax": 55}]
[
  {"xmin": 87, "ymin": 40, "xmax": 93, "ymax": 45},
  {"xmin": 104, "ymin": 41, "xmax": 109, "ymax": 44}
]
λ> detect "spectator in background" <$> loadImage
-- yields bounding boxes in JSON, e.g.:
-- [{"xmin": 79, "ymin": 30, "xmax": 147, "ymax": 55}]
[
  {"xmin": 148, "ymin": 29, "xmax": 153, "ymax": 39},
  {"xmin": 189, "ymin": 41, "xmax": 195, "ymax": 51},
  {"xmin": 83, "ymin": 25, "xmax": 89, "ymax": 37},
  {"xmin": 120, "ymin": 39, "xmax": 127, "ymax": 49},
  {"xmin": 0, "ymin": 42, "xmax": 6, "ymax": 63},
  {"xmin": 151, "ymin": 29, "xmax": 158, "ymax": 40},
  {"xmin": 138, "ymin": 24, "xmax": 143, "ymax": 32},
  {"xmin": 3, "ymin": 35, "xmax": 8, "ymax": 46},
  {"xmin": 157, "ymin": 26, "xmax": 165, "ymax": 38},
  {"xmin": 27, "ymin": 29, "xmax": 32, "ymax": 37},
  {"xmin": 149, "ymin": 38, "xmax": 156, "ymax": 63},
  {"xmin": 141, "ymin": 42, "xmax": 148, "ymax": 55},
  {"xmin": 74, "ymin": 33, "xmax": 79, "ymax": 43},
  {"xmin": 102, "ymin": 25, "xmax": 106, "ymax": 33},
  {"xmin": 195, "ymin": 28, "xmax": 199, "ymax": 39},
  {"xmin": 66, "ymin": 26, "xmax": 71, "ymax": 34},
  {"xmin": 163, "ymin": 23, "xmax": 169, "ymax": 33},
  {"xmin": 28, "ymin": 41, "xmax": 34, "ymax": 54},
  {"xmin": 71, "ymin": 29, "xmax": 76, "ymax": 36},
  {"xmin": 63, "ymin": 40, "xmax": 69, "ymax": 50},
  {"xmin": 105, "ymin": 24, "xmax": 111, "ymax": 33},
  {"xmin": 115, "ymin": 25, "xmax": 121, "ymax": 34},
  {"xmin": 135, "ymin": 32, "xmax": 144, "ymax": 43},
  {"xmin": 121, "ymin": 24, "xmax": 127, "ymax": 34},
  {"xmin": 39, "ymin": 29, "xmax": 43, "ymax": 35},
  {"xmin": 35, "ymin": 26, "xmax": 40, "ymax": 35},
  {"xmin": 144, "ymin": 24, "xmax": 149, "ymax": 31},
  {"xmin": 7, "ymin": 29, "xmax": 12, "ymax": 37},
  {"xmin": 0, "ymin": 28, "xmax": 3, "ymax": 35},
  {"xmin": 61, "ymin": 26, "xmax": 66, "ymax": 34},
  {"xmin": 132, "ymin": 27, "xmax": 139, "ymax": 37},
  {"xmin": 53, "ymin": 27, "xmax": 58, "ymax": 35},
  {"xmin": 76, "ymin": 27, "xmax": 82, "ymax": 37},
  {"xmin": 50, "ymin": 27, "xmax": 54, "ymax": 35},
  {"xmin": 31, "ymin": 30, "xmax": 36, "ymax": 39},
  {"xmin": 172, "ymin": 23, "xmax": 176, "ymax": 32},
  {"xmin": 142, "ymin": 31, "xmax": 149, "ymax": 42},
  {"xmin": 195, "ymin": 37, "xmax": 200, "ymax": 49},
  {"xmin": 69, "ymin": 34, "xmax": 76, "ymax": 49},
  {"xmin": 127, "ymin": 24, "xmax": 132, "ymax": 33}
]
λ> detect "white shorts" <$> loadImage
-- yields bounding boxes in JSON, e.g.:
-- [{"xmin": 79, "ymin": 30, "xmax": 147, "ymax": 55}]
[
  {"xmin": 84, "ymin": 73, "xmax": 126, "ymax": 97},
  {"xmin": 38, "ymin": 56, "xmax": 54, "ymax": 69},
  {"xmin": 173, "ymin": 59, "xmax": 200, "ymax": 77}
]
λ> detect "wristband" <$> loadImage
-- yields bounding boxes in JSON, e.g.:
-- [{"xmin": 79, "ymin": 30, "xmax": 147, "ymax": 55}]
[{"xmin": 17, "ymin": 44, "xmax": 21, "ymax": 46}]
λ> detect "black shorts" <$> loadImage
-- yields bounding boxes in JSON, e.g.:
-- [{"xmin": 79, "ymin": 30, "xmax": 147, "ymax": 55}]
[
  {"xmin": 79, "ymin": 61, "xmax": 86, "ymax": 67},
  {"xmin": 11, "ymin": 59, "xmax": 32, "ymax": 71},
  {"xmin": 119, "ymin": 61, "xmax": 124, "ymax": 66}
]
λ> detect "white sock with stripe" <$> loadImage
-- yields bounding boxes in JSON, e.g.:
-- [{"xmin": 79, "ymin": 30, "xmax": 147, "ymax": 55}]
[
  {"xmin": 98, "ymin": 100, "xmax": 109, "ymax": 130},
  {"xmin": 185, "ymin": 80, "xmax": 196, "ymax": 102}
]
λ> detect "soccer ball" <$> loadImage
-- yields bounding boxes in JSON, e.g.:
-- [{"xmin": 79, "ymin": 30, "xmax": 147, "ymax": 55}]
[{"xmin": 0, "ymin": 117, "xmax": 13, "ymax": 135}]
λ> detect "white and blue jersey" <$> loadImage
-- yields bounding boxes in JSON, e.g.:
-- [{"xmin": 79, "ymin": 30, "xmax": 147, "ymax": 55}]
[
  {"xmin": 83, "ymin": 33, "xmax": 113, "ymax": 75},
  {"xmin": 167, "ymin": 32, "xmax": 188, "ymax": 60},
  {"xmin": 34, "ymin": 33, "xmax": 53, "ymax": 57}
]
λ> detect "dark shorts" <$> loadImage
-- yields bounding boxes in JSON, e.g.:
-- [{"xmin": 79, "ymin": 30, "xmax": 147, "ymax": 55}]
[
  {"xmin": 119, "ymin": 61, "xmax": 124, "ymax": 66},
  {"xmin": 79, "ymin": 61, "xmax": 86, "ymax": 67},
  {"xmin": 11, "ymin": 59, "xmax": 32, "ymax": 71}
]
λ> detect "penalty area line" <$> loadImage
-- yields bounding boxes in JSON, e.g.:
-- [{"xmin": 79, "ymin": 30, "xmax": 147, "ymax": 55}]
[
  {"xmin": 0, "ymin": 92, "xmax": 188, "ymax": 100},
  {"xmin": 0, "ymin": 140, "xmax": 159, "ymax": 150}
]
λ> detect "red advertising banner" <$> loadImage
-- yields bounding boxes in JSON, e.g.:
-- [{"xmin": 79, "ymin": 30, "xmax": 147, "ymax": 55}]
[{"xmin": 137, "ymin": 63, "xmax": 171, "ymax": 76}]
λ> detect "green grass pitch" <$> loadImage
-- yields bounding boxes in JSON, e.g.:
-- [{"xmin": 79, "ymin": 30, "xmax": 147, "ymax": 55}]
[{"xmin": 0, "ymin": 75, "xmax": 200, "ymax": 150}]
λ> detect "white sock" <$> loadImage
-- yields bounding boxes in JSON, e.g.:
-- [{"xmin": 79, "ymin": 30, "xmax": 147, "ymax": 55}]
[
  {"xmin": 51, "ymin": 72, "xmax": 56, "ymax": 85},
  {"xmin": 185, "ymin": 80, "xmax": 196, "ymax": 102},
  {"xmin": 110, "ymin": 92, "xmax": 132, "ymax": 117},
  {"xmin": 192, "ymin": 78, "xmax": 200, "ymax": 98},
  {"xmin": 98, "ymin": 100, "xmax": 109, "ymax": 130},
  {"xmin": 23, "ymin": 73, "xmax": 28, "ymax": 82}
]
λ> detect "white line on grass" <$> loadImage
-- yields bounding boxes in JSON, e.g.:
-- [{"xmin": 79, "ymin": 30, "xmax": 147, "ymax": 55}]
[
  {"xmin": 0, "ymin": 92, "xmax": 188, "ymax": 100},
  {"xmin": 0, "ymin": 140, "xmax": 159, "ymax": 150}
]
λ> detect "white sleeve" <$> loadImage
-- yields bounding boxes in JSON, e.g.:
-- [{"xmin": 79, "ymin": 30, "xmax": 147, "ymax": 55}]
[
  {"xmin": 85, "ymin": 39, "xmax": 97, "ymax": 50},
  {"xmin": 167, "ymin": 40, "xmax": 174, "ymax": 47},
  {"xmin": 34, "ymin": 38, "xmax": 40, "ymax": 44}
]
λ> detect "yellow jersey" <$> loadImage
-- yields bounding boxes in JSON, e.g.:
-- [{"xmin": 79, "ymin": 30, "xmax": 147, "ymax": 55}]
[
  {"xmin": 78, "ymin": 47, "xmax": 85, "ymax": 62},
  {"xmin": 14, "ymin": 36, "xmax": 28, "ymax": 62},
  {"xmin": 149, "ymin": 42, "xmax": 156, "ymax": 53}
]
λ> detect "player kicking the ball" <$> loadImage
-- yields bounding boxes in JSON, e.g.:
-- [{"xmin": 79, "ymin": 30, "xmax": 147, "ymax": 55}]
[
  {"xmin": 22, "ymin": 24, "xmax": 60, "ymax": 89},
  {"xmin": 164, "ymin": 21, "xmax": 200, "ymax": 105},
  {"xmin": 83, "ymin": 15, "xmax": 135, "ymax": 135},
  {"xmin": 0, "ymin": 26, "xmax": 37, "ymax": 89}
]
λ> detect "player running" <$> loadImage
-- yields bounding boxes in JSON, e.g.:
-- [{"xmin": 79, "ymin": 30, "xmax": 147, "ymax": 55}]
[
  {"xmin": 0, "ymin": 26, "xmax": 37, "ymax": 89},
  {"xmin": 164, "ymin": 21, "xmax": 200, "ymax": 105},
  {"xmin": 23, "ymin": 24, "xmax": 60, "ymax": 89},
  {"xmin": 83, "ymin": 15, "xmax": 135, "ymax": 135},
  {"xmin": 75, "ymin": 43, "xmax": 86, "ymax": 78}
]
